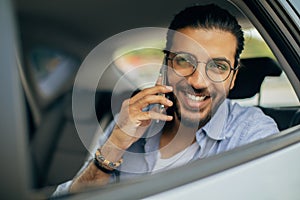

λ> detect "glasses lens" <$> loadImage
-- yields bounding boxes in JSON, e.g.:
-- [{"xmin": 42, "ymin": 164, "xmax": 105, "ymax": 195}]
[
  {"xmin": 172, "ymin": 53, "xmax": 196, "ymax": 76},
  {"xmin": 206, "ymin": 59, "xmax": 231, "ymax": 82}
]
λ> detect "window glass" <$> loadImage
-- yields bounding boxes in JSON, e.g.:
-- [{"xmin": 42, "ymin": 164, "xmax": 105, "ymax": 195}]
[
  {"xmin": 28, "ymin": 47, "xmax": 80, "ymax": 98},
  {"xmin": 114, "ymin": 48, "xmax": 164, "ymax": 89}
]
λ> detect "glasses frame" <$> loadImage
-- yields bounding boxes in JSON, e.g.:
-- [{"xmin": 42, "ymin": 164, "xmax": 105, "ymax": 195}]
[{"xmin": 164, "ymin": 50, "xmax": 239, "ymax": 83}]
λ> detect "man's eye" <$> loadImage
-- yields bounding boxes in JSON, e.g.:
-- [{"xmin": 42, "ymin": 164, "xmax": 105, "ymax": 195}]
[
  {"xmin": 176, "ymin": 57, "xmax": 191, "ymax": 68},
  {"xmin": 216, "ymin": 63, "xmax": 228, "ymax": 71},
  {"xmin": 176, "ymin": 57, "xmax": 186, "ymax": 63},
  {"xmin": 210, "ymin": 61, "xmax": 229, "ymax": 71}
]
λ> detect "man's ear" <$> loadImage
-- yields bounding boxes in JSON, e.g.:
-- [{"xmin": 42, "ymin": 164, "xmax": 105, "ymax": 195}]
[{"xmin": 229, "ymin": 68, "xmax": 239, "ymax": 90}]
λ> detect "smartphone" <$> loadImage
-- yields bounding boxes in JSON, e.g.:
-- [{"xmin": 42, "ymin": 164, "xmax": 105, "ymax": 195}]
[{"xmin": 156, "ymin": 65, "xmax": 168, "ymax": 122}]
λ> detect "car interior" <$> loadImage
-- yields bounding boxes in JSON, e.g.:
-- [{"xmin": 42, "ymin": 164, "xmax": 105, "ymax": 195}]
[{"xmin": 4, "ymin": 0, "xmax": 300, "ymax": 198}]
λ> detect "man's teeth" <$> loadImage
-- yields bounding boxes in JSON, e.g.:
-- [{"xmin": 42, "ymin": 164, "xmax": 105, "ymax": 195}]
[{"xmin": 187, "ymin": 93, "xmax": 206, "ymax": 101}]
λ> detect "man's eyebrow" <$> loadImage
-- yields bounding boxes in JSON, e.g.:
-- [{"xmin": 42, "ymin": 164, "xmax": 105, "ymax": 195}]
[
  {"xmin": 167, "ymin": 50, "xmax": 198, "ymax": 58},
  {"xmin": 211, "ymin": 57, "xmax": 232, "ymax": 65}
]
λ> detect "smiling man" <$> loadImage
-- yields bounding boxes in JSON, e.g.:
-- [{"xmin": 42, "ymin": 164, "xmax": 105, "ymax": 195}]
[{"xmin": 54, "ymin": 4, "xmax": 279, "ymax": 195}]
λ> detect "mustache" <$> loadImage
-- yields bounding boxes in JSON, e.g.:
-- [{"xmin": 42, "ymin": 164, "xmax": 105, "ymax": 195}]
[{"xmin": 177, "ymin": 85, "xmax": 211, "ymax": 96}]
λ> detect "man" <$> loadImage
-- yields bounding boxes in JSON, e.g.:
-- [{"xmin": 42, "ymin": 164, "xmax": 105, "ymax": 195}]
[{"xmin": 54, "ymin": 4, "xmax": 278, "ymax": 195}]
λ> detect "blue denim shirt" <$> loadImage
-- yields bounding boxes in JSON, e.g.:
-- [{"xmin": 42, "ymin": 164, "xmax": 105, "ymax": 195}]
[{"xmin": 53, "ymin": 99, "xmax": 279, "ymax": 196}]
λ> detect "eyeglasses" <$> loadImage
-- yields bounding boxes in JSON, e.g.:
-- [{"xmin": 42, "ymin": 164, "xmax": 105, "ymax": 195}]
[{"xmin": 165, "ymin": 51, "xmax": 238, "ymax": 82}]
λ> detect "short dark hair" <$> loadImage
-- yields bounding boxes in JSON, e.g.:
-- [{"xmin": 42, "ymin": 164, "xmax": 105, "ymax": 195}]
[{"xmin": 166, "ymin": 4, "xmax": 244, "ymax": 67}]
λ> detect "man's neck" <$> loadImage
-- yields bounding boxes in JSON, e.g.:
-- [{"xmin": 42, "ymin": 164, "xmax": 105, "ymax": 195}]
[{"xmin": 159, "ymin": 115, "xmax": 198, "ymax": 159}]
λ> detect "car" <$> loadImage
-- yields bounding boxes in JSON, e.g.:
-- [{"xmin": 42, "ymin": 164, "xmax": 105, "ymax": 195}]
[{"xmin": 1, "ymin": 0, "xmax": 299, "ymax": 199}]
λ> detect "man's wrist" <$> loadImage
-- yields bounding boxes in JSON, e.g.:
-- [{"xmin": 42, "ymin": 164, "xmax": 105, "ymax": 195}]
[
  {"xmin": 93, "ymin": 158, "xmax": 116, "ymax": 174},
  {"xmin": 108, "ymin": 126, "xmax": 135, "ymax": 151}
]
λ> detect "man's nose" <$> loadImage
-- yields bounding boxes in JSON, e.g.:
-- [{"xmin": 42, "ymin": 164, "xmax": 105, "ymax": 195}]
[{"xmin": 186, "ymin": 65, "xmax": 208, "ymax": 88}]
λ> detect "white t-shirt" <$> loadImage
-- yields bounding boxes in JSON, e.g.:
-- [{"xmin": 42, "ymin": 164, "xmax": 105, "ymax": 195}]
[{"xmin": 152, "ymin": 142, "xmax": 199, "ymax": 174}]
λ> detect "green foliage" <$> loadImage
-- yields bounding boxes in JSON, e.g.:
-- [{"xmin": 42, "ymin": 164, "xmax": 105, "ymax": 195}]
[{"xmin": 241, "ymin": 36, "xmax": 275, "ymax": 59}]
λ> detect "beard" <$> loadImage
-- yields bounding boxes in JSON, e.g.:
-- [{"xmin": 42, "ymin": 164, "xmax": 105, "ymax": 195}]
[
  {"xmin": 179, "ymin": 107, "xmax": 212, "ymax": 128},
  {"xmin": 165, "ymin": 75, "xmax": 229, "ymax": 130}
]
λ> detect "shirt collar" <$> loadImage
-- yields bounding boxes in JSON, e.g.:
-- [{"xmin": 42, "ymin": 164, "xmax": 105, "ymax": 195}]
[{"xmin": 201, "ymin": 99, "xmax": 229, "ymax": 141}]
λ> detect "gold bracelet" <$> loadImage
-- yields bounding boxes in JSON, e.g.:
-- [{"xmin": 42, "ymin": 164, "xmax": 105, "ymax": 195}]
[{"xmin": 95, "ymin": 148, "xmax": 123, "ymax": 170}]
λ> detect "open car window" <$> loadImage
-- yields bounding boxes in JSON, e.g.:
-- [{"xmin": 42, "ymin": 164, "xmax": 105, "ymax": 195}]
[{"xmin": 2, "ymin": 0, "xmax": 300, "ymax": 199}]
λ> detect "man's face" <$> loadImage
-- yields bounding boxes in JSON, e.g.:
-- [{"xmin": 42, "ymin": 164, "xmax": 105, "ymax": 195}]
[{"xmin": 167, "ymin": 27, "xmax": 238, "ymax": 127}]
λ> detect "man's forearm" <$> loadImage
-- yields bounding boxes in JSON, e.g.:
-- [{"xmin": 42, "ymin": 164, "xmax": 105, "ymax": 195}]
[{"xmin": 69, "ymin": 134, "xmax": 126, "ymax": 193}]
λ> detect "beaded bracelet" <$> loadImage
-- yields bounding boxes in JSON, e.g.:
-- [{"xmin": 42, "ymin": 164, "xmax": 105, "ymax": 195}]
[
  {"xmin": 93, "ymin": 158, "xmax": 116, "ymax": 174},
  {"xmin": 94, "ymin": 148, "xmax": 123, "ymax": 170}
]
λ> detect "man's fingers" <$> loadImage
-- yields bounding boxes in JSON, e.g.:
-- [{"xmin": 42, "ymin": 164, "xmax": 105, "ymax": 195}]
[
  {"xmin": 139, "ymin": 110, "xmax": 173, "ymax": 122},
  {"xmin": 133, "ymin": 95, "xmax": 173, "ymax": 110},
  {"xmin": 130, "ymin": 85, "xmax": 172, "ymax": 104}
]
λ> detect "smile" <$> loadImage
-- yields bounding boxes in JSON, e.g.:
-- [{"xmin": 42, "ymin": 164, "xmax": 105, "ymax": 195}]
[
  {"xmin": 181, "ymin": 91, "xmax": 211, "ymax": 110},
  {"xmin": 186, "ymin": 93, "xmax": 207, "ymax": 101}
]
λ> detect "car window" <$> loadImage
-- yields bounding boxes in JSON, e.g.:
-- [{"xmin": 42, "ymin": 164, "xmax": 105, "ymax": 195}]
[{"xmin": 9, "ymin": 0, "xmax": 300, "ymax": 199}]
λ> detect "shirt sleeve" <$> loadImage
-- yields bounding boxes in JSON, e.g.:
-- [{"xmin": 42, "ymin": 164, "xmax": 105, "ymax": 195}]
[{"xmin": 52, "ymin": 120, "xmax": 117, "ymax": 197}]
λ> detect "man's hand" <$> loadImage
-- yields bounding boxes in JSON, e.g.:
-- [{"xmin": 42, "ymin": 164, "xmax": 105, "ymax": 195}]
[{"xmin": 110, "ymin": 85, "xmax": 173, "ymax": 150}]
